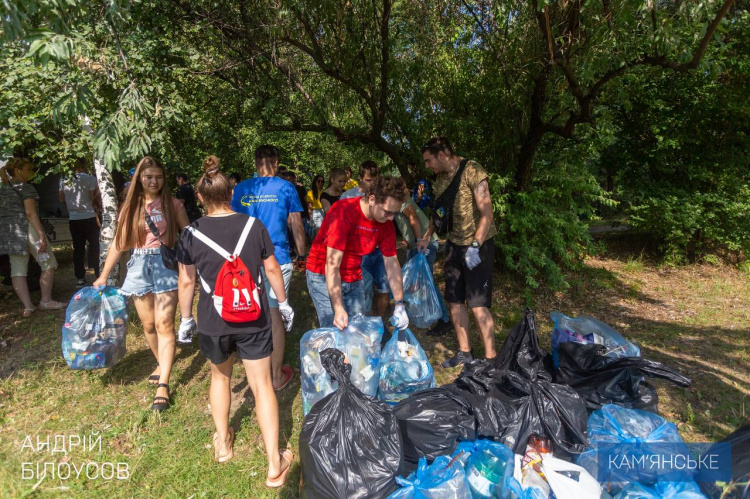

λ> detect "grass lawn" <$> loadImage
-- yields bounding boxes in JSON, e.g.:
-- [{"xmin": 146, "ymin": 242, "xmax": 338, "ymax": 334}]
[{"xmin": 1, "ymin": 240, "xmax": 748, "ymax": 497}]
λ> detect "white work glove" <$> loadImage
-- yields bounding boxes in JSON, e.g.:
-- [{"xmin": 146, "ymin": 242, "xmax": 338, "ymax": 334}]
[
  {"xmin": 278, "ymin": 300, "xmax": 295, "ymax": 332},
  {"xmin": 178, "ymin": 316, "xmax": 196, "ymax": 343},
  {"xmin": 465, "ymin": 246, "xmax": 481, "ymax": 270},
  {"xmin": 390, "ymin": 303, "xmax": 410, "ymax": 330}
]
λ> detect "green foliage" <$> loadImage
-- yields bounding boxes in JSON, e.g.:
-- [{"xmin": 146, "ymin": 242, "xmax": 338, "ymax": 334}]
[
  {"xmin": 497, "ymin": 133, "xmax": 617, "ymax": 288},
  {"xmin": 1, "ymin": 0, "xmax": 746, "ymax": 288},
  {"xmin": 598, "ymin": 10, "xmax": 750, "ymax": 262}
]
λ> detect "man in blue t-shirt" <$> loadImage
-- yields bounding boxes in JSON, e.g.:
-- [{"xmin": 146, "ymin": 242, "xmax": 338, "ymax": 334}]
[{"xmin": 231, "ymin": 145, "xmax": 305, "ymax": 391}]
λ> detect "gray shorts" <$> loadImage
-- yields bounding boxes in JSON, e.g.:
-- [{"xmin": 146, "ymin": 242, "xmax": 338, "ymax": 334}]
[{"xmin": 260, "ymin": 262, "xmax": 293, "ymax": 308}]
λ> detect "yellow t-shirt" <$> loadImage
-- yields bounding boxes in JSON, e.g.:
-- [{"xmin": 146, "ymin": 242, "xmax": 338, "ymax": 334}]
[
  {"xmin": 307, "ymin": 189, "xmax": 323, "ymax": 210},
  {"xmin": 432, "ymin": 159, "xmax": 497, "ymax": 246},
  {"xmin": 344, "ymin": 179, "xmax": 359, "ymax": 191}
]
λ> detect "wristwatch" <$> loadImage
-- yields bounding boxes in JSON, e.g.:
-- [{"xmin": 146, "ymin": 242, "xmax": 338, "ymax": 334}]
[
  {"xmin": 394, "ymin": 299, "xmax": 405, "ymax": 305},
  {"xmin": 471, "ymin": 240, "xmax": 480, "ymax": 249}
]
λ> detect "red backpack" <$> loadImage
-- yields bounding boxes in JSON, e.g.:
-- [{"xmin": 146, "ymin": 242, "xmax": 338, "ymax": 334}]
[{"xmin": 187, "ymin": 217, "xmax": 262, "ymax": 323}]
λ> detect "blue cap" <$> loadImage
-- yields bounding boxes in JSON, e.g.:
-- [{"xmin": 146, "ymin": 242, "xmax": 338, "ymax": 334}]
[{"xmin": 128, "ymin": 168, "xmax": 135, "ymax": 177}]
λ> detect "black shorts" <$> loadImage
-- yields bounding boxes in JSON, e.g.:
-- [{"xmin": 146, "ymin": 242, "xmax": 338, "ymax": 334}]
[
  {"xmin": 443, "ymin": 240, "xmax": 494, "ymax": 308},
  {"xmin": 199, "ymin": 329, "xmax": 273, "ymax": 365}
]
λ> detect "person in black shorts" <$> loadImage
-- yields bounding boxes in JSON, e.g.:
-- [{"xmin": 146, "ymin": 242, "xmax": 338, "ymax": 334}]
[
  {"xmin": 418, "ymin": 137, "xmax": 498, "ymax": 368},
  {"xmin": 176, "ymin": 155, "xmax": 295, "ymax": 488}
]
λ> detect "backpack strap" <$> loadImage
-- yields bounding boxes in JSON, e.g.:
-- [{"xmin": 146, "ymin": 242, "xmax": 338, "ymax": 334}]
[
  {"xmin": 232, "ymin": 217, "xmax": 255, "ymax": 256},
  {"xmin": 186, "ymin": 217, "xmax": 256, "ymax": 292},
  {"xmin": 186, "ymin": 226, "xmax": 231, "ymax": 259}
]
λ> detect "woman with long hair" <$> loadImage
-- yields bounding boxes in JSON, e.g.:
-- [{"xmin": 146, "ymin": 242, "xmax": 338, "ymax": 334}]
[
  {"xmin": 94, "ymin": 156, "xmax": 189, "ymax": 411},
  {"xmin": 0, "ymin": 158, "xmax": 66, "ymax": 316},
  {"xmin": 176, "ymin": 155, "xmax": 294, "ymax": 487},
  {"xmin": 319, "ymin": 168, "xmax": 347, "ymax": 215}
]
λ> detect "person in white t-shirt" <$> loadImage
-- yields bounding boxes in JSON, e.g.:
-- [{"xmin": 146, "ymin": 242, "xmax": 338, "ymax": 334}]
[{"xmin": 59, "ymin": 158, "xmax": 101, "ymax": 286}]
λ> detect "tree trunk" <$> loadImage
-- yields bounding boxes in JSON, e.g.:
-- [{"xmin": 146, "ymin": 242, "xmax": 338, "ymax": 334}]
[
  {"xmin": 94, "ymin": 158, "xmax": 121, "ymax": 286},
  {"xmin": 83, "ymin": 118, "xmax": 120, "ymax": 285}
]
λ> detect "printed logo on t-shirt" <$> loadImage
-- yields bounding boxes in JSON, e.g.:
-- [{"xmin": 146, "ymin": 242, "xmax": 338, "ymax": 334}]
[
  {"xmin": 150, "ymin": 208, "xmax": 164, "ymax": 223},
  {"xmin": 240, "ymin": 194, "xmax": 279, "ymax": 206},
  {"xmin": 356, "ymin": 225, "xmax": 377, "ymax": 233}
]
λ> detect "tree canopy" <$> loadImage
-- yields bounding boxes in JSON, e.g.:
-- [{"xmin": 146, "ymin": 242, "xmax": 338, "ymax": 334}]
[{"xmin": 2, "ymin": 0, "xmax": 748, "ymax": 287}]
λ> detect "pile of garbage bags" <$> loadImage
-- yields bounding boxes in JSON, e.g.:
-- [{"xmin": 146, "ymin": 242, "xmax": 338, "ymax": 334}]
[
  {"xmin": 301, "ymin": 316, "xmax": 437, "ymax": 416},
  {"xmin": 299, "ymin": 308, "xmax": 746, "ymax": 498},
  {"xmin": 396, "ymin": 308, "xmax": 589, "ymax": 472},
  {"xmin": 62, "ymin": 286, "xmax": 128, "ymax": 370}
]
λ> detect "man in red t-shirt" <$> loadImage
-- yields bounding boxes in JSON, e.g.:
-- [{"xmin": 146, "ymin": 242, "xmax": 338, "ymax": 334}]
[{"xmin": 306, "ymin": 177, "xmax": 410, "ymax": 330}]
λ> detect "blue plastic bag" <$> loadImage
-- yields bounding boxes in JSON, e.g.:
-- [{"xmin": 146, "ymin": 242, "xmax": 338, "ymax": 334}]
[
  {"xmin": 62, "ymin": 286, "xmax": 128, "ymax": 370},
  {"xmin": 388, "ymin": 455, "xmax": 472, "ymax": 499},
  {"xmin": 550, "ymin": 311, "xmax": 640, "ymax": 369},
  {"xmin": 453, "ymin": 440, "xmax": 515, "ymax": 498},
  {"xmin": 378, "ymin": 328, "xmax": 436, "ymax": 405},
  {"xmin": 300, "ymin": 315, "xmax": 384, "ymax": 415},
  {"xmin": 615, "ymin": 481, "xmax": 707, "ymax": 498},
  {"xmin": 577, "ymin": 404, "xmax": 688, "ymax": 494},
  {"xmin": 402, "ymin": 252, "xmax": 442, "ymax": 329}
]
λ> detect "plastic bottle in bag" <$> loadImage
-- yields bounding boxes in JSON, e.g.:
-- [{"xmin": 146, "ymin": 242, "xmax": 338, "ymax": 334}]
[
  {"xmin": 378, "ymin": 328, "xmax": 436, "ymax": 405},
  {"xmin": 62, "ymin": 286, "xmax": 128, "ymax": 370},
  {"xmin": 467, "ymin": 448, "xmax": 509, "ymax": 497},
  {"xmin": 300, "ymin": 316, "xmax": 384, "ymax": 415}
]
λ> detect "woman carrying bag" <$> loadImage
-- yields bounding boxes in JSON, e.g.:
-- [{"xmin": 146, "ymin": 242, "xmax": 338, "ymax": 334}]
[{"xmin": 94, "ymin": 156, "xmax": 190, "ymax": 411}]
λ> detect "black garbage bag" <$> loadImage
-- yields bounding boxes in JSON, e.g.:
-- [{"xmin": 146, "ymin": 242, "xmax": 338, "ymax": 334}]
[
  {"xmin": 420, "ymin": 309, "xmax": 588, "ymax": 456},
  {"xmin": 455, "ymin": 308, "xmax": 589, "ymax": 455},
  {"xmin": 300, "ymin": 348, "xmax": 402, "ymax": 499},
  {"xmin": 698, "ymin": 425, "xmax": 750, "ymax": 499},
  {"xmin": 555, "ymin": 341, "xmax": 691, "ymax": 413},
  {"xmin": 393, "ymin": 386, "xmax": 477, "ymax": 474}
]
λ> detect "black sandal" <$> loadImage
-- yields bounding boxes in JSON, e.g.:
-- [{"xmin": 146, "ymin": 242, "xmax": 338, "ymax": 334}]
[
  {"xmin": 152, "ymin": 383, "xmax": 170, "ymax": 412},
  {"xmin": 148, "ymin": 363, "xmax": 160, "ymax": 384}
]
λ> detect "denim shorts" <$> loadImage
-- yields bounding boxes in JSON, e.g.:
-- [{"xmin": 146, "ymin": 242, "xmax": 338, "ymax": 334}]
[
  {"xmin": 306, "ymin": 270, "xmax": 366, "ymax": 328},
  {"xmin": 119, "ymin": 248, "xmax": 179, "ymax": 297},
  {"xmin": 260, "ymin": 262, "xmax": 293, "ymax": 308},
  {"xmin": 361, "ymin": 248, "xmax": 390, "ymax": 293}
]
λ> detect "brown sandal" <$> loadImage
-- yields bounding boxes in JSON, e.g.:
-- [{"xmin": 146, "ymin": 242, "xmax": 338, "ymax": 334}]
[
  {"xmin": 266, "ymin": 449, "xmax": 294, "ymax": 488},
  {"xmin": 213, "ymin": 427, "xmax": 235, "ymax": 463}
]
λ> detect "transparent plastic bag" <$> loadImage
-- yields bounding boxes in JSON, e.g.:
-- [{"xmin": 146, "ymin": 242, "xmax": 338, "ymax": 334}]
[
  {"xmin": 453, "ymin": 439, "xmax": 515, "ymax": 498},
  {"xmin": 62, "ymin": 286, "xmax": 128, "ymax": 370},
  {"xmin": 577, "ymin": 404, "xmax": 688, "ymax": 494},
  {"xmin": 550, "ymin": 311, "xmax": 640, "ymax": 369},
  {"xmin": 388, "ymin": 455, "xmax": 472, "ymax": 499},
  {"xmin": 300, "ymin": 315, "xmax": 384, "ymax": 415},
  {"xmin": 378, "ymin": 328, "xmax": 436, "ymax": 405},
  {"xmin": 402, "ymin": 252, "xmax": 442, "ymax": 329},
  {"xmin": 615, "ymin": 481, "xmax": 707, "ymax": 499}
]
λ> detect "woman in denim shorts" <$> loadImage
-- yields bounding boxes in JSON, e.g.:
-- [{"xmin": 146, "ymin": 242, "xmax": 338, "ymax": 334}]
[{"xmin": 95, "ymin": 157, "xmax": 189, "ymax": 411}]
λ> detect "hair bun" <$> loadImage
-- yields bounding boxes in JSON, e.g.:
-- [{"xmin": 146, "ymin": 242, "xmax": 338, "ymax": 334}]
[{"xmin": 203, "ymin": 155, "xmax": 220, "ymax": 175}]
